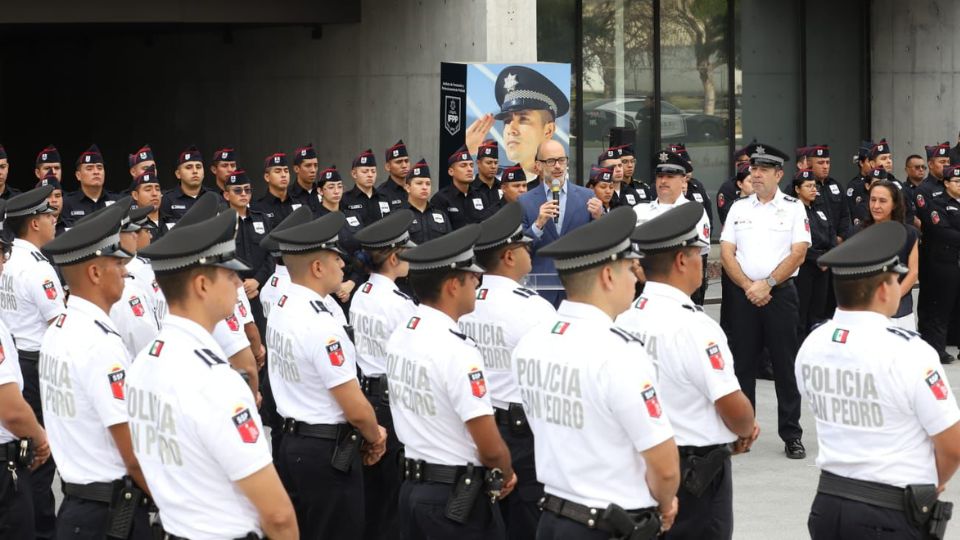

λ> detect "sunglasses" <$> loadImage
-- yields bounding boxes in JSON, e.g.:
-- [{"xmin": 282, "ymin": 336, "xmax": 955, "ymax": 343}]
[{"xmin": 230, "ymin": 186, "xmax": 252, "ymax": 194}]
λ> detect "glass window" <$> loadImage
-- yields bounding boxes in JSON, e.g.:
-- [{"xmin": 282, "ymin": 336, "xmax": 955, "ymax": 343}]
[{"xmin": 538, "ymin": 0, "xmax": 580, "ymax": 180}]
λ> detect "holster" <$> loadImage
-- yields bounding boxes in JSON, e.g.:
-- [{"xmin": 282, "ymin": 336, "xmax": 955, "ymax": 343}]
[
  {"xmin": 444, "ymin": 464, "xmax": 484, "ymax": 524},
  {"xmin": 601, "ymin": 503, "xmax": 661, "ymax": 540},
  {"xmin": 106, "ymin": 477, "xmax": 144, "ymax": 540},
  {"xmin": 680, "ymin": 445, "xmax": 730, "ymax": 497},
  {"xmin": 905, "ymin": 484, "xmax": 953, "ymax": 540},
  {"xmin": 330, "ymin": 427, "xmax": 363, "ymax": 473},
  {"xmin": 508, "ymin": 403, "xmax": 530, "ymax": 436}
]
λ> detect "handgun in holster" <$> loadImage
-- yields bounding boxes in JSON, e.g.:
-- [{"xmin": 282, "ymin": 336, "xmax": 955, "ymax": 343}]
[
  {"xmin": 444, "ymin": 464, "xmax": 484, "ymax": 524},
  {"xmin": 330, "ymin": 426, "xmax": 363, "ymax": 473},
  {"xmin": 681, "ymin": 445, "xmax": 730, "ymax": 497},
  {"xmin": 601, "ymin": 503, "xmax": 661, "ymax": 540},
  {"xmin": 106, "ymin": 476, "xmax": 144, "ymax": 540},
  {"xmin": 15, "ymin": 438, "xmax": 34, "ymax": 468},
  {"xmin": 905, "ymin": 484, "xmax": 953, "ymax": 540}
]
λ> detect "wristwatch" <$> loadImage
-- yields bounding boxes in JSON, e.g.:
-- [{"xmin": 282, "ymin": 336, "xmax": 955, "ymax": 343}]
[{"xmin": 765, "ymin": 276, "xmax": 777, "ymax": 287}]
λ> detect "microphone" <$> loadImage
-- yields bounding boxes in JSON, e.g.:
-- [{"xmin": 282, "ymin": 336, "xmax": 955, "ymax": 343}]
[{"xmin": 551, "ymin": 177, "xmax": 561, "ymax": 224}]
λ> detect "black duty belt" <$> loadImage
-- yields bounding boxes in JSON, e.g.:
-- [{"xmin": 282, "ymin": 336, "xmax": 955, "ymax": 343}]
[
  {"xmin": 817, "ymin": 470, "xmax": 905, "ymax": 511},
  {"xmin": 1, "ymin": 439, "xmax": 32, "ymax": 466},
  {"xmin": 678, "ymin": 443, "xmax": 730, "ymax": 458},
  {"xmin": 281, "ymin": 418, "xmax": 343, "ymax": 440},
  {"xmin": 166, "ymin": 533, "xmax": 261, "ymax": 540},
  {"xmin": 538, "ymin": 494, "xmax": 657, "ymax": 533},
  {"xmin": 62, "ymin": 480, "xmax": 116, "ymax": 504},
  {"xmin": 359, "ymin": 373, "xmax": 389, "ymax": 398},
  {"xmin": 402, "ymin": 458, "xmax": 483, "ymax": 484},
  {"xmin": 17, "ymin": 349, "xmax": 39, "ymax": 362}
]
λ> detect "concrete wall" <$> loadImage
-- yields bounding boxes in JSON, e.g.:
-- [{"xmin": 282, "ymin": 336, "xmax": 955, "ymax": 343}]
[
  {"xmin": 0, "ymin": 0, "xmax": 537, "ymax": 195},
  {"xmin": 872, "ymin": 0, "xmax": 960, "ymax": 161}
]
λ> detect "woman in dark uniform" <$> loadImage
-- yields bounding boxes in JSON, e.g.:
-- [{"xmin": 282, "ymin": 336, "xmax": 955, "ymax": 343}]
[{"xmin": 793, "ymin": 170, "xmax": 836, "ymax": 340}]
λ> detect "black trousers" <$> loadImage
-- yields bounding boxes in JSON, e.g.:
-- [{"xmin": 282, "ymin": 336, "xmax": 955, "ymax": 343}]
[
  {"xmin": 918, "ymin": 255, "xmax": 960, "ymax": 357},
  {"xmin": 726, "ymin": 281, "xmax": 803, "ymax": 441},
  {"xmin": 18, "ymin": 353, "xmax": 56, "ymax": 538},
  {"xmin": 497, "ymin": 421, "xmax": 543, "ymax": 540},
  {"xmin": 664, "ymin": 454, "xmax": 733, "ymax": 540},
  {"xmin": 536, "ymin": 511, "xmax": 609, "ymax": 540},
  {"xmin": 277, "ymin": 434, "xmax": 364, "ymax": 539},
  {"xmin": 0, "ymin": 463, "xmax": 33, "ymax": 539},
  {"xmin": 690, "ymin": 254, "xmax": 709, "ymax": 306},
  {"xmin": 796, "ymin": 261, "xmax": 829, "ymax": 341},
  {"xmin": 398, "ymin": 481, "xmax": 505, "ymax": 540},
  {"xmin": 808, "ymin": 493, "xmax": 922, "ymax": 539},
  {"xmin": 55, "ymin": 495, "xmax": 151, "ymax": 540},
  {"xmin": 362, "ymin": 398, "xmax": 402, "ymax": 540}
]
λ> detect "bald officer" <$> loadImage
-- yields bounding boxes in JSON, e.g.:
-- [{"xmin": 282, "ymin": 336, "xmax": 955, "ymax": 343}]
[
  {"xmin": 514, "ymin": 207, "xmax": 679, "ymax": 539},
  {"xmin": 388, "ymin": 225, "xmax": 517, "ymax": 539},
  {"xmin": 617, "ymin": 203, "xmax": 758, "ymax": 539},
  {"xmin": 798, "ymin": 221, "xmax": 960, "ymax": 539}
]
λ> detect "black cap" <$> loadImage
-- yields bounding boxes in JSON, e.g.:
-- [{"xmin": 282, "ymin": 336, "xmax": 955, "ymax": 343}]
[
  {"xmin": 353, "ymin": 149, "xmax": 376, "ymax": 168},
  {"xmin": 735, "ymin": 161, "xmax": 751, "ymax": 181},
  {"xmin": 175, "ymin": 192, "xmax": 221, "ymax": 228},
  {"xmin": 129, "ymin": 145, "xmax": 154, "ymax": 167},
  {"xmin": 140, "ymin": 210, "xmax": 250, "ymax": 274},
  {"xmin": 212, "ymin": 147, "xmax": 237, "ymax": 163},
  {"xmin": 448, "ymin": 145, "xmax": 472, "ymax": 166},
  {"xmin": 128, "ymin": 205, "xmax": 157, "ymax": 231},
  {"xmin": 817, "ymin": 221, "xmax": 908, "ymax": 279},
  {"xmin": 475, "ymin": 203, "xmax": 530, "ymax": 252},
  {"xmin": 501, "ymin": 165, "xmax": 525, "ymax": 183},
  {"xmin": 598, "ymin": 146, "xmax": 621, "ymax": 165},
  {"xmin": 385, "ymin": 140, "xmax": 408, "ymax": 162},
  {"xmin": 945, "ymin": 164, "xmax": 960, "ymax": 179},
  {"xmin": 795, "ymin": 169, "xmax": 816, "ymax": 182},
  {"xmin": 632, "ymin": 201, "xmax": 709, "ymax": 254},
  {"xmin": 808, "ymin": 144, "xmax": 830, "ymax": 158},
  {"xmin": 654, "ymin": 150, "xmax": 693, "ymax": 174},
  {"xmin": 400, "ymin": 223, "xmax": 485, "ymax": 273},
  {"xmin": 494, "ymin": 65, "xmax": 570, "ymax": 120},
  {"xmin": 749, "ymin": 143, "xmax": 789, "ymax": 167},
  {"xmin": 7, "ymin": 185, "xmax": 56, "ymax": 218},
  {"xmin": 317, "ymin": 166, "xmax": 342, "ymax": 187},
  {"xmin": 869, "ymin": 168, "xmax": 888, "ymax": 181},
  {"xmin": 354, "ymin": 209, "xmax": 416, "ymax": 250},
  {"xmin": 733, "ymin": 139, "xmax": 758, "ymax": 159},
  {"xmin": 260, "ymin": 206, "xmax": 314, "ymax": 254},
  {"xmin": 868, "ymin": 139, "xmax": 891, "ymax": 159},
  {"xmin": 264, "ymin": 153, "xmax": 288, "ymax": 171},
  {"xmin": 619, "ymin": 145, "xmax": 635, "ymax": 158},
  {"xmin": 795, "ymin": 146, "xmax": 810, "ymax": 160},
  {"xmin": 0, "ymin": 145, "xmax": 6, "ymax": 160},
  {"xmin": 271, "ymin": 212, "xmax": 346, "ymax": 256},
  {"xmin": 407, "ymin": 159, "xmax": 430, "ymax": 181},
  {"xmin": 587, "ymin": 166, "xmax": 614, "ymax": 186},
  {"xmin": 668, "ymin": 143, "xmax": 691, "ymax": 163},
  {"xmin": 36, "ymin": 171, "xmax": 62, "ymax": 191},
  {"xmin": 538, "ymin": 207, "xmax": 641, "ymax": 272},
  {"xmin": 225, "ymin": 170, "xmax": 251, "ymax": 186},
  {"xmin": 293, "ymin": 143, "xmax": 317, "ymax": 165},
  {"xmin": 130, "ymin": 170, "xmax": 161, "ymax": 191},
  {"xmin": 36, "ymin": 145, "xmax": 61, "ymax": 166},
  {"xmin": 926, "ymin": 142, "xmax": 950, "ymax": 159},
  {"xmin": 478, "ymin": 140, "xmax": 499, "ymax": 160},
  {"xmin": 43, "ymin": 199, "xmax": 133, "ymax": 265},
  {"xmin": 76, "ymin": 144, "xmax": 104, "ymax": 168},
  {"xmin": 178, "ymin": 145, "xmax": 203, "ymax": 165}
]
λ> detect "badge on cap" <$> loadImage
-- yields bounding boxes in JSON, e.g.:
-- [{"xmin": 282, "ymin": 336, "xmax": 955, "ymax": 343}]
[
  {"xmin": 658, "ymin": 152, "xmax": 668, "ymax": 163},
  {"xmin": 503, "ymin": 73, "xmax": 518, "ymax": 92},
  {"xmin": 108, "ymin": 364, "xmax": 126, "ymax": 400},
  {"xmin": 232, "ymin": 405, "xmax": 260, "ymax": 443}
]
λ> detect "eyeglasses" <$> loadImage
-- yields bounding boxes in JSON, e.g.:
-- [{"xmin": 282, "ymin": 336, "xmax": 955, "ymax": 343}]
[
  {"xmin": 230, "ymin": 186, "xmax": 252, "ymax": 194},
  {"xmin": 911, "ymin": 164, "xmax": 928, "ymax": 170},
  {"xmin": 537, "ymin": 157, "xmax": 568, "ymax": 167}
]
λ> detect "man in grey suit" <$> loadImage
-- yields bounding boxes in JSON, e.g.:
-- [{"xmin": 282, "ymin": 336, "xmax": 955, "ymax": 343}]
[{"xmin": 519, "ymin": 140, "xmax": 604, "ymax": 306}]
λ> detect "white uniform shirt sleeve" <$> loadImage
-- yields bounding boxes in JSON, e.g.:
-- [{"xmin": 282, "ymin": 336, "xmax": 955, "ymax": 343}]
[
  {"xmin": 681, "ymin": 323, "xmax": 741, "ymax": 402},
  {"xmin": 719, "ymin": 204, "xmax": 738, "ymax": 244},
  {"xmin": 0, "ymin": 339, "xmax": 20, "ymax": 387},
  {"xmin": 898, "ymin": 348, "xmax": 960, "ymax": 437},
  {"xmin": 236, "ymin": 289, "xmax": 254, "ymax": 325},
  {"xmin": 212, "ymin": 316, "xmax": 250, "ymax": 359},
  {"xmin": 33, "ymin": 265, "xmax": 66, "ymax": 322},
  {"xmin": 444, "ymin": 347, "xmax": 494, "ymax": 422},
  {"xmin": 791, "ymin": 200, "xmax": 812, "ymax": 245},
  {"xmin": 601, "ymin": 348, "xmax": 674, "ymax": 452},
  {"xmin": 80, "ymin": 340, "xmax": 132, "ymax": 428},
  {"xmin": 111, "ymin": 289, "xmax": 161, "ymax": 357},
  {"xmin": 309, "ymin": 330, "xmax": 358, "ymax": 390},
  {"xmin": 194, "ymin": 368, "xmax": 272, "ymax": 482}
]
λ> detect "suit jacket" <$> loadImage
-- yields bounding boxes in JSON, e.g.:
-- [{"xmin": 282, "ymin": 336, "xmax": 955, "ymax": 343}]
[{"xmin": 519, "ymin": 180, "xmax": 596, "ymax": 276}]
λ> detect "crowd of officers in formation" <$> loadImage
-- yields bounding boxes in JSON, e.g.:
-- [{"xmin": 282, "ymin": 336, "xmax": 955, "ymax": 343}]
[{"xmin": 0, "ymin": 132, "xmax": 956, "ymax": 540}]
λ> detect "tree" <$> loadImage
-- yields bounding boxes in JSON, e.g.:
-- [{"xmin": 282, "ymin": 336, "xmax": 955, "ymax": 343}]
[{"xmin": 664, "ymin": 0, "xmax": 727, "ymax": 115}]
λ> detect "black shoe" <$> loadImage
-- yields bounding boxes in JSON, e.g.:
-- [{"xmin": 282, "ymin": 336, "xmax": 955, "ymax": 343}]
[
  {"xmin": 785, "ymin": 439, "xmax": 806, "ymax": 459},
  {"xmin": 941, "ymin": 354, "xmax": 956, "ymax": 365}
]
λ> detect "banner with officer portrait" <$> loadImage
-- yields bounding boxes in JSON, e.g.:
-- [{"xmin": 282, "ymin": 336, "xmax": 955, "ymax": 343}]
[{"xmin": 440, "ymin": 62, "xmax": 571, "ymax": 186}]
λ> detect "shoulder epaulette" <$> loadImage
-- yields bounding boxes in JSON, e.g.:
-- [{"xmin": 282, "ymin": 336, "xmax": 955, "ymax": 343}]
[
  {"xmin": 610, "ymin": 327, "xmax": 644, "ymax": 344},
  {"xmin": 783, "ymin": 194, "xmax": 799, "ymax": 202},
  {"xmin": 513, "ymin": 287, "xmax": 537, "ymax": 298},
  {"xmin": 194, "ymin": 348, "xmax": 227, "ymax": 367},
  {"xmin": 681, "ymin": 304, "xmax": 704, "ymax": 313},
  {"xmin": 393, "ymin": 289, "xmax": 414, "ymax": 302},
  {"xmin": 31, "ymin": 251, "xmax": 48, "ymax": 263},
  {"xmin": 886, "ymin": 326, "xmax": 920, "ymax": 341},
  {"xmin": 449, "ymin": 329, "xmax": 478, "ymax": 347},
  {"xmin": 310, "ymin": 300, "xmax": 332, "ymax": 315},
  {"xmin": 136, "ymin": 256, "xmax": 149, "ymax": 264},
  {"xmin": 93, "ymin": 320, "xmax": 120, "ymax": 337}
]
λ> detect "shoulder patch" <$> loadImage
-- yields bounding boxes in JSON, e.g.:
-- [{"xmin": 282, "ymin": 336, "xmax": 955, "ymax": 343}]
[
  {"xmin": 310, "ymin": 300, "xmax": 331, "ymax": 315},
  {"xmin": 393, "ymin": 289, "xmax": 414, "ymax": 302},
  {"xmin": 610, "ymin": 327, "xmax": 644, "ymax": 344},
  {"xmin": 94, "ymin": 320, "xmax": 121, "ymax": 338},
  {"xmin": 270, "ymin": 276, "xmax": 279, "ymax": 287},
  {"xmin": 512, "ymin": 287, "xmax": 536, "ymax": 298},
  {"xmin": 361, "ymin": 282, "xmax": 373, "ymax": 294},
  {"xmin": 31, "ymin": 251, "xmax": 48, "ymax": 263},
  {"xmin": 887, "ymin": 326, "xmax": 920, "ymax": 341},
  {"xmin": 783, "ymin": 194, "xmax": 798, "ymax": 202},
  {"xmin": 54, "ymin": 313, "xmax": 67, "ymax": 328},
  {"xmin": 278, "ymin": 295, "xmax": 288, "ymax": 307},
  {"xmin": 128, "ymin": 296, "xmax": 146, "ymax": 317},
  {"xmin": 449, "ymin": 329, "xmax": 478, "ymax": 347},
  {"xmin": 194, "ymin": 348, "xmax": 226, "ymax": 367},
  {"xmin": 148, "ymin": 340, "xmax": 164, "ymax": 356}
]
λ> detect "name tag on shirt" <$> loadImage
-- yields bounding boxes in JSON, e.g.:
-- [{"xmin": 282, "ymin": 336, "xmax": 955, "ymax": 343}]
[
  {"xmin": 625, "ymin": 194, "xmax": 637, "ymax": 205},
  {"xmin": 253, "ymin": 222, "xmax": 265, "ymax": 234},
  {"xmin": 105, "ymin": 200, "xmax": 116, "ymax": 207},
  {"xmin": 433, "ymin": 213, "xmax": 445, "ymax": 224},
  {"xmin": 291, "ymin": 203, "xmax": 302, "ymax": 211},
  {"xmin": 829, "ymin": 184, "xmax": 840, "ymax": 195},
  {"xmin": 378, "ymin": 201, "xmax": 391, "ymax": 214},
  {"xmin": 472, "ymin": 198, "xmax": 484, "ymax": 210},
  {"xmin": 171, "ymin": 204, "xmax": 186, "ymax": 210},
  {"xmin": 816, "ymin": 210, "xmax": 828, "ymax": 221},
  {"xmin": 346, "ymin": 216, "xmax": 360, "ymax": 227}
]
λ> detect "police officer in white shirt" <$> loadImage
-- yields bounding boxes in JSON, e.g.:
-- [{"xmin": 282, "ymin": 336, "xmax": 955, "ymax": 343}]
[
  {"xmin": 267, "ymin": 212, "xmax": 387, "ymax": 538},
  {"xmin": 128, "ymin": 209, "xmax": 297, "ymax": 540},
  {"xmin": 720, "ymin": 143, "xmax": 811, "ymax": 460},
  {"xmin": 616, "ymin": 203, "xmax": 758, "ymax": 539},
  {"xmin": 388, "ymin": 224, "xmax": 517, "ymax": 539},
  {"xmin": 108, "ymin": 204, "xmax": 161, "ymax": 357},
  {"xmin": 350, "ymin": 209, "xmax": 417, "ymax": 540},
  {"xmin": 797, "ymin": 221, "xmax": 960, "ymax": 539},
  {"xmin": 512, "ymin": 207, "xmax": 679, "ymax": 539},
  {"xmin": 39, "ymin": 200, "xmax": 153, "ymax": 539},
  {"xmin": 124, "ymin": 205, "xmax": 166, "ymax": 324},
  {"xmin": 0, "ymin": 185, "xmax": 64, "ymax": 537},
  {"xmin": 458, "ymin": 202, "xmax": 556, "ymax": 539},
  {"xmin": 0, "ymin": 224, "xmax": 51, "ymax": 539},
  {"xmin": 633, "ymin": 150, "xmax": 711, "ymax": 303}
]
